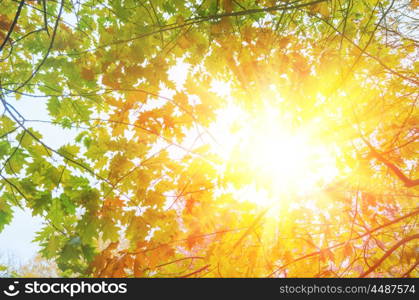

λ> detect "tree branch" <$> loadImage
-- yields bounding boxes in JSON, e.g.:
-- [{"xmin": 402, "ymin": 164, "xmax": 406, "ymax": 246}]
[
  {"xmin": 178, "ymin": 264, "xmax": 210, "ymax": 278},
  {"xmin": 42, "ymin": 0, "xmax": 50, "ymax": 36},
  {"xmin": 14, "ymin": 0, "xmax": 64, "ymax": 92},
  {"xmin": 67, "ymin": 0, "xmax": 328, "ymax": 55},
  {"xmin": 0, "ymin": 0, "xmax": 25, "ymax": 53},
  {"xmin": 360, "ymin": 234, "xmax": 419, "ymax": 277},
  {"xmin": 402, "ymin": 260, "xmax": 419, "ymax": 278},
  {"xmin": 268, "ymin": 209, "xmax": 419, "ymax": 277},
  {"xmin": 363, "ymin": 138, "xmax": 419, "ymax": 188}
]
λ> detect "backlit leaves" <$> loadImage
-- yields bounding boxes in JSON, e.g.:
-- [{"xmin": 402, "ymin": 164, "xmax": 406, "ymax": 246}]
[{"xmin": 0, "ymin": 0, "xmax": 417, "ymax": 278}]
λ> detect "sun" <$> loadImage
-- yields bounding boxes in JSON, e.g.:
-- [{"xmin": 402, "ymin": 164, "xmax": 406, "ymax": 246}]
[{"xmin": 210, "ymin": 102, "xmax": 339, "ymax": 207}]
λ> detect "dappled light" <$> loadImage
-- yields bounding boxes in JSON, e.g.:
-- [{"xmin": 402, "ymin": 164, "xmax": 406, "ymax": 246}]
[{"xmin": 0, "ymin": 0, "xmax": 417, "ymax": 279}]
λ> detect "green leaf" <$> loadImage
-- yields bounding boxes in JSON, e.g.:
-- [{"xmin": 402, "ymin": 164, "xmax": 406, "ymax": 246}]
[
  {"xmin": 44, "ymin": 237, "xmax": 62, "ymax": 258},
  {"xmin": 57, "ymin": 144, "xmax": 80, "ymax": 158},
  {"xmin": 0, "ymin": 201, "xmax": 13, "ymax": 232},
  {"xmin": 102, "ymin": 221, "xmax": 119, "ymax": 242},
  {"xmin": 0, "ymin": 116, "xmax": 15, "ymax": 136}
]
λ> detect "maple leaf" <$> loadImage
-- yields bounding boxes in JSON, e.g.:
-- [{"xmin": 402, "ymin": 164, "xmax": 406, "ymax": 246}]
[{"xmin": 0, "ymin": 0, "xmax": 417, "ymax": 279}]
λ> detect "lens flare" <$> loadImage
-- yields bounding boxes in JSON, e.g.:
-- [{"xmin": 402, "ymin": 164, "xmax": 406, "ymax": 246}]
[{"xmin": 211, "ymin": 102, "xmax": 338, "ymax": 207}]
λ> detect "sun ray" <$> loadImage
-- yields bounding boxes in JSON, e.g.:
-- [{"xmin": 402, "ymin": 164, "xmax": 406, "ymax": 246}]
[{"xmin": 210, "ymin": 99, "xmax": 339, "ymax": 208}]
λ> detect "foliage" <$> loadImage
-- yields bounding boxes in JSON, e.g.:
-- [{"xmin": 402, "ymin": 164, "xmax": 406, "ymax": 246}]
[
  {"xmin": 0, "ymin": 0, "xmax": 417, "ymax": 277},
  {"xmin": 18, "ymin": 255, "xmax": 58, "ymax": 277}
]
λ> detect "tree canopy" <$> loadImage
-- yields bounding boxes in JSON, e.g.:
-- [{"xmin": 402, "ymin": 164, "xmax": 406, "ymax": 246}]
[{"xmin": 0, "ymin": 0, "xmax": 418, "ymax": 277}]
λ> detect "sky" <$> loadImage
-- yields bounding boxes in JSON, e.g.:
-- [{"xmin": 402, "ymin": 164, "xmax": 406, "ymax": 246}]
[
  {"xmin": 0, "ymin": 208, "xmax": 43, "ymax": 265},
  {"xmin": 0, "ymin": 7, "xmax": 196, "ymax": 267},
  {"xmin": 0, "ymin": 95, "xmax": 80, "ymax": 266},
  {"xmin": 0, "ymin": 62, "xmax": 190, "ymax": 266},
  {"xmin": 0, "ymin": 10, "xmax": 85, "ymax": 266},
  {"xmin": 0, "ymin": 52, "xmax": 235, "ymax": 268}
]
